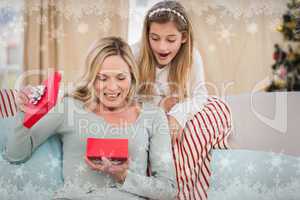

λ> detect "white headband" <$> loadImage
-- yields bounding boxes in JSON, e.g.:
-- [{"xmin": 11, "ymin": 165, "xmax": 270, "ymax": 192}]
[{"xmin": 148, "ymin": 8, "xmax": 187, "ymax": 24}]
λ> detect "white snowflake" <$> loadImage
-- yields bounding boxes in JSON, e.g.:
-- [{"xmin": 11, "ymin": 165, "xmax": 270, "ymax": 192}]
[
  {"xmin": 17, "ymin": 181, "xmax": 53, "ymax": 199},
  {"xmin": 206, "ymin": 14, "xmax": 217, "ymax": 26},
  {"xmin": 77, "ymin": 22, "xmax": 89, "ymax": 34},
  {"xmin": 56, "ymin": 1, "xmax": 85, "ymax": 21},
  {"xmin": 1, "ymin": 30, "xmax": 9, "ymax": 38},
  {"xmin": 209, "ymin": 177, "xmax": 300, "ymax": 200},
  {"xmin": 130, "ymin": 159, "xmax": 139, "ymax": 170},
  {"xmin": 0, "ymin": 155, "xmax": 5, "ymax": 163},
  {"xmin": 136, "ymin": 145, "xmax": 146, "ymax": 153},
  {"xmin": 184, "ymin": 1, "xmax": 218, "ymax": 17},
  {"xmin": 49, "ymin": 179, "xmax": 59, "ymax": 188},
  {"xmin": 208, "ymin": 44, "xmax": 216, "ymax": 52},
  {"xmin": 40, "ymin": 44, "xmax": 47, "ymax": 52},
  {"xmin": 26, "ymin": 1, "xmax": 41, "ymax": 14},
  {"xmin": 82, "ymin": 180, "xmax": 98, "ymax": 193},
  {"xmin": 37, "ymin": 172, "xmax": 46, "ymax": 181},
  {"xmin": 14, "ymin": 165, "xmax": 25, "ymax": 178},
  {"xmin": 0, "ymin": 0, "xmax": 12, "ymax": 8},
  {"xmin": 6, "ymin": 16, "xmax": 25, "ymax": 35},
  {"xmin": 0, "ymin": 175, "xmax": 55, "ymax": 199},
  {"xmin": 57, "ymin": 178, "xmax": 97, "ymax": 198},
  {"xmin": 217, "ymin": 24, "xmax": 236, "ymax": 45},
  {"xmin": 129, "ymin": 8, "xmax": 147, "ymax": 26},
  {"xmin": 211, "ymin": 0, "xmax": 286, "ymax": 19},
  {"xmin": 49, "ymin": 26, "xmax": 66, "ymax": 42},
  {"xmin": 273, "ymin": 173, "xmax": 281, "ymax": 186},
  {"xmin": 267, "ymin": 153, "xmax": 285, "ymax": 173},
  {"xmin": 47, "ymin": 155, "xmax": 61, "ymax": 171},
  {"xmin": 295, "ymin": 158, "xmax": 300, "ymax": 175},
  {"xmin": 289, "ymin": 177, "xmax": 300, "ymax": 190},
  {"xmin": 76, "ymin": 163, "xmax": 87, "ymax": 174},
  {"xmin": 225, "ymin": 7, "xmax": 243, "ymax": 19},
  {"xmin": 36, "ymin": 15, "xmax": 48, "ymax": 25},
  {"xmin": 160, "ymin": 152, "xmax": 172, "ymax": 165},
  {"xmin": 0, "ymin": 38, "xmax": 6, "ymax": 48},
  {"xmin": 245, "ymin": 162, "xmax": 256, "ymax": 175},
  {"xmin": 218, "ymin": 156, "xmax": 234, "ymax": 171},
  {"xmin": 53, "ymin": 0, "xmax": 107, "ymax": 22},
  {"xmin": 246, "ymin": 22, "xmax": 258, "ymax": 34},
  {"xmin": 98, "ymin": 14, "xmax": 111, "ymax": 34},
  {"xmin": 269, "ymin": 17, "xmax": 282, "ymax": 32}
]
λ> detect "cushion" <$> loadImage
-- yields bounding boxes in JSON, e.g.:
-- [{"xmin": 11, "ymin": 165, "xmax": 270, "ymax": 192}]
[
  {"xmin": 227, "ymin": 91, "xmax": 300, "ymax": 156},
  {"xmin": 0, "ymin": 116, "xmax": 63, "ymax": 199},
  {"xmin": 208, "ymin": 149, "xmax": 300, "ymax": 200}
]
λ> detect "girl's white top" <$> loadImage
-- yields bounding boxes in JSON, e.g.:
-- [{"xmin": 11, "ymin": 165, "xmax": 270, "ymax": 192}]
[{"xmin": 131, "ymin": 43, "xmax": 208, "ymax": 127}]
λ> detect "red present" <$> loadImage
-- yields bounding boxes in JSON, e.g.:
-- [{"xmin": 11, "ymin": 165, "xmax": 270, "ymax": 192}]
[
  {"xmin": 23, "ymin": 72, "xmax": 61, "ymax": 128},
  {"xmin": 86, "ymin": 138, "xmax": 128, "ymax": 161}
]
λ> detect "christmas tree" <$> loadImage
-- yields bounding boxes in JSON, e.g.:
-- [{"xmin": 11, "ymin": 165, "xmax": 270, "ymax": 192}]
[{"xmin": 266, "ymin": 0, "xmax": 300, "ymax": 91}]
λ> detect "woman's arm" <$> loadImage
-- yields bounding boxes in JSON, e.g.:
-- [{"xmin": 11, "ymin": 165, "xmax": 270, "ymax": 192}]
[
  {"xmin": 119, "ymin": 108, "xmax": 177, "ymax": 200},
  {"xmin": 3, "ymin": 97, "xmax": 67, "ymax": 163},
  {"xmin": 168, "ymin": 48, "xmax": 208, "ymax": 128}
]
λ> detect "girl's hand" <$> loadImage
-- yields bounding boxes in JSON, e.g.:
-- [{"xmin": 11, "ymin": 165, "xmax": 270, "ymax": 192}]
[
  {"xmin": 159, "ymin": 96, "xmax": 179, "ymax": 113},
  {"xmin": 85, "ymin": 156, "xmax": 129, "ymax": 184},
  {"xmin": 167, "ymin": 115, "xmax": 184, "ymax": 145}
]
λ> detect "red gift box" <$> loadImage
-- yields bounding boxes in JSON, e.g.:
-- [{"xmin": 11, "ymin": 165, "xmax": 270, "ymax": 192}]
[
  {"xmin": 86, "ymin": 138, "xmax": 128, "ymax": 161},
  {"xmin": 23, "ymin": 72, "xmax": 61, "ymax": 128}
]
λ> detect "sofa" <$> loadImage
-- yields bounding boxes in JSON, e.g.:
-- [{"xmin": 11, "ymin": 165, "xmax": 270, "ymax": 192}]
[
  {"xmin": 208, "ymin": 91, "xmax": 300, "ymax": 200},
  {"xmin": 0, "ymin": 89, "xmax": 300, "ymax": 199}
]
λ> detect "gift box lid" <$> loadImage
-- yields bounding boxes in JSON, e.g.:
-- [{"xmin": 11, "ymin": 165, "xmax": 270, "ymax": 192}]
[
  {"xmin": 86, "ymin": 138, "xmax": 128, "ymax": 161},
  {"xmin": 23, "ymin": 71, "xmax": 61, "ymax": 128}
]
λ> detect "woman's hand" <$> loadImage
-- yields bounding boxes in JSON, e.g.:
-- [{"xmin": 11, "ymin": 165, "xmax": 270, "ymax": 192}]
[
  {"xmin": 85, "ymin": 156, "xmax": 129, "ymax": 184},
  {"xmin": 16, "ymin": 85, "xmax": 45, "ymax": 112},
  {"xmin": 159, "ymin": 96, "xmax": 179, "ymax": 113},
  {"xmin": 167, "ymin": 115, "xmax": 184, "ymax": 145},
  {"xmin": 16, "ymin": 86, "xmax": 32, "ymax": 112}
]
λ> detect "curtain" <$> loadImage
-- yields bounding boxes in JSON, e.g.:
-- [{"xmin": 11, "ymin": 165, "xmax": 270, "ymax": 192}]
[
  {"xmin": 23, "ymin": 0, "xmax": 129, "ymax": 86},
  {"xmin": 180, "ymin": 0, "xmax": 287, "ymax": 95},
  {"xmin": 23, "ymin": 0, "xmax": 59, "ymax": 85}
]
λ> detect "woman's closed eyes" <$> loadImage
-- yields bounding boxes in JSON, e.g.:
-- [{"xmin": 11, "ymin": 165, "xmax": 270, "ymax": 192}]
[{"xmin": 96, "ymin": 73, "xmax": 128, "ymax": 81}]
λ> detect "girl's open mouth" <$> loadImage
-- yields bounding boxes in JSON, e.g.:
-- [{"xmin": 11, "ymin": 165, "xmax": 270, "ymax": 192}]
[{"xmin": 158, "ymin": 52, "xmax": 171, "ymax": 59}]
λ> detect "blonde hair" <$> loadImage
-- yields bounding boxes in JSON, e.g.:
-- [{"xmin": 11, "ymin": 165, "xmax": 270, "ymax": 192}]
[
  {"xmin": 69, "ymin": 37, "xmax": 139, "ymax": 105},
  {"xmin": 138, "ymin": 0, "xmax": 194, "ymax": 100}
]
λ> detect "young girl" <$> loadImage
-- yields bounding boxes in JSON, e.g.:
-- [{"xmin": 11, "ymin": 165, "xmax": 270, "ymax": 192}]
[
  {"xmin": 4, "ymin": 37, "xmax": 177, "ymax": 200},
  {"xmin": 134, "ymin": 1, "xmax": 232, "ymax": 199}
]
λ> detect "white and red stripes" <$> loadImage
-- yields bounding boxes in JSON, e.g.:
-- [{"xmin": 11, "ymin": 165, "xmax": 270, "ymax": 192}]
[
  {"xmin": 172, "ymin": 97, "xmax": 232, "ymax": 200},
  {"xmin": 0, "ymin": 89, "xmax": 17, "ymax": 118}
]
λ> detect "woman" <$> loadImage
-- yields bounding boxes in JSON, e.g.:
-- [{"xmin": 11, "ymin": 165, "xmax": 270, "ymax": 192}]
[
  {"xmin": 4, "ymin": 37, "xmax": 177, "ymax": 200},
  {"xmin": 134, "ymin": 1, "xmax": 233, "ymax": 199}
]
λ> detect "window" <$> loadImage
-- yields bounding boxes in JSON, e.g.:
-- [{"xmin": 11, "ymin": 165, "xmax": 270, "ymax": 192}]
[
  {"xmin": 128, "ymin": 0, "xmax": 160, "ymax": 45},
  {"xmin": 0, "ymin": 1, "xmax": 24, "ymax": 89}
]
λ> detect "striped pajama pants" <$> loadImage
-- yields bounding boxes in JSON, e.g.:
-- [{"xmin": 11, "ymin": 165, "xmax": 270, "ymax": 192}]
[
  {"xmin": 0, "ymin": 89, "xmax": 17, "ymax": 118},
  {"xmin": 172, "ymin": 97, "xmax": 232, "ymax": 200}
]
